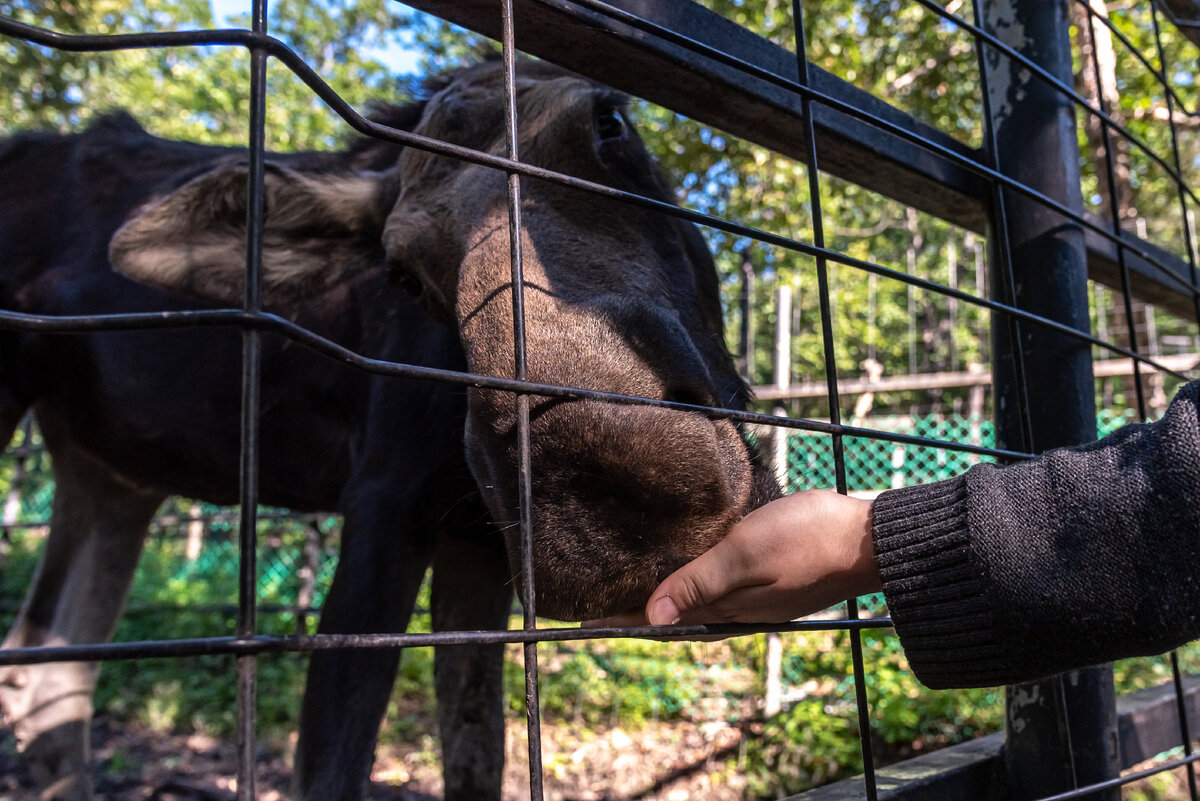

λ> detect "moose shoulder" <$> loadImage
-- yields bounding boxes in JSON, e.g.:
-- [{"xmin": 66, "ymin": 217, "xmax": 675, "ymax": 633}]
[{"xmin": 0, "ymin": 60, "xmax": 776, "ymax": 801}]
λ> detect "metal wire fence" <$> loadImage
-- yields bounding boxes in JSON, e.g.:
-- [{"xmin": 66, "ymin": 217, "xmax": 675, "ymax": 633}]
[
  {"xmin": 0, "ymin": 406, "xmax": 1129, "ymax": 619},
  {"xmin": 0, "ymin": 1, "xmax": 1198, "ymax": 800}
]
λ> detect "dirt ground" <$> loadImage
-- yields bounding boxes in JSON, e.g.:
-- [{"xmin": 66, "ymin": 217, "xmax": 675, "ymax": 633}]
[
  {"xmin": 6, "ymin": 718, "xmax": 1193, "ymax": 800},
  {"xmin": 0, "ymin": 715, "xmax": 752, "ymax": 801}
]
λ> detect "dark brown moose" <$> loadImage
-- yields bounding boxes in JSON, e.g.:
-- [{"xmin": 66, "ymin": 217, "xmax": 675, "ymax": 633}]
[{"xmin": 0, "ymin": 60, "xmax": 776, "ymax": 801}]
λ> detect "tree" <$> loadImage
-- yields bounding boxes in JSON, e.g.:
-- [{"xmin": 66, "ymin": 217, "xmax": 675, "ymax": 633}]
[
  {"xmin": 0, "ymin": 0, "xmax": 413, "ymax": 151},
  {"xmin": 623, "ymin": 1, "xmax": 993, "ymax": 415}
]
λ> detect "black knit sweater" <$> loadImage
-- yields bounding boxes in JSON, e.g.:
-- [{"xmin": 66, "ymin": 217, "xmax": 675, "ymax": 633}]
[{"xmin": 871, "ymin": 380, "xmax": 1200, "ymax": 689}]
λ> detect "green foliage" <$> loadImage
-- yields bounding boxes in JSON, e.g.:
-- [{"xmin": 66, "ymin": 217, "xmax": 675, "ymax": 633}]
[
  {"xmin": 1071, "ymin": 2, "xmax": 1199, "ymax": 259},
  {"xmin": 532, "ymin": 639, "xmax": 756, "ymax": 727},
  {"xmin": 751, "ymin": 699, "xmax": 865, "ymax": 794},
  {"xmin": 89, "ymin": 529, "xmax": 319, "ymax": 740},
  {"xmin": 0, "ymin": 478, "xmax": 340, "ymax": 741},
  {"xmin": 626, "ymin": 3, "xmax": 996, "ymax": 415},
  {"xmin": 0, "ymin": 0, "xmax": 414, "ymax": 151},
  {"xmin": 3, "ymin": 506, "xmax": 1199, "ymax": 798},
  {"xmin": 1114, "ymin": 641, "xmax": 1200, "ymax": 695},
  {"xmin": 742, "ymin": 628, "xmax": 1003, "ymax": 796}
]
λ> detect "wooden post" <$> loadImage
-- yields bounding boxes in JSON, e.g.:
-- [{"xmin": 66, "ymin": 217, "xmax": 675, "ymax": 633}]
[
  {"xmin": 185, "ymin": 502, "xmax": 205, "ymax": 561},
  {"xmin": 739, "ymin": 249, "xmax": 756, "ymax": 381},
  {"xmin": 890, "ymin": 443, "xmax": 905, "ymax": 490},
  {"xmin": 764, "ymin": 631, "xmax": 783, "ymax": 718},
  {"xmin": 772, "ymin": 284, "xmax": 793, "ymax": 490},
  {"xmin": 2, "ymin": 415, "xmax": 32, "ymax": 532},
  {"xmin": 763, "ymin": 282, "xmax": 792, "ymax": 719},
  {"xmin": 1189, "ymin": 208, "xmax": 1199, "ymax": 268},
  {"xmin": 968, "ymin": 363, "xmax": 986, "ymax": 461},
  {"xmin": 296, "ymin": 522, "xmax": 322, "ymax": 635},
  {"xmin": 947, "ymin": 238, "xmax": 959, "ymax": 371}
]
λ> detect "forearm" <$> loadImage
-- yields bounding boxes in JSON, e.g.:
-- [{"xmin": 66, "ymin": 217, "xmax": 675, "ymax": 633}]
[{"xmin": 873, "ymin": 381, "xmax": 1200, "ymax": 689}]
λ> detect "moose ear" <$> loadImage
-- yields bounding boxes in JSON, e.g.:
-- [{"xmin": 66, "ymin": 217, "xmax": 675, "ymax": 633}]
[{"xmin": 109, "ymin": 163, "xmax": 390, "ymax": 305}]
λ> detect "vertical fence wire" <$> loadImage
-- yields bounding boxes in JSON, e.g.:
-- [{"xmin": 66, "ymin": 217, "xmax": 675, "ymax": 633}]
[
  {"xmin": 1053, "ymin": 676, "xmax": 1084, "ymax": 792},
  {"xmin": 975, "ymin": 1, "xmax": 1086, "ymax": 795},
  {"xmin": 1148, "ymin": 0, "xmax": 1200, "ymax": 321},
  {"xmin": 497, "ymin": 1, "xmax": 546, "ymax": 798},
  {"xmin": 1084, "ymin": 0, "xmax": 1150, "ymax": 623},
  {"xmin": 791, "ymin": 3, "xmax": 878, "ymax": 797},
  {"xmin": 1146, "ymin": 3, "xmax": 1200, "ymax": 797},
  {"xmin": 1084, "ymin": 5, "xmax": 1149, "ymax": 418},
  {"xmin": 969, "ymin": 16, "xmax": 1074, "ymax": 792},
  {"xmin": 1008, "ymin": 2, "xmax": 1199, "ymax": 797},
  {"xmin": 1071, "ymin": 27, "xmax": 1151, "ymax": 782},
  {"xmin": 236, "ymin": 1, "xmax": 270, "ymax": 797}
]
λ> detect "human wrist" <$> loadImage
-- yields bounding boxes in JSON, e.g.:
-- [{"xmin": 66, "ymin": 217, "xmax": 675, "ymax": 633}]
[
  {"xmin": 803, "ymin": 492, "xmax": 881, "ymax": 606},
  {"xmin": 853, "ymin": 496, "xmax": 882, "ymax": 593}
]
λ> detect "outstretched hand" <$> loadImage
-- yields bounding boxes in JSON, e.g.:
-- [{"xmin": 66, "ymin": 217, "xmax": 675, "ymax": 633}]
[{"xmin": 584, "ymin": 490, "xmax": 881, "ymax": 630}]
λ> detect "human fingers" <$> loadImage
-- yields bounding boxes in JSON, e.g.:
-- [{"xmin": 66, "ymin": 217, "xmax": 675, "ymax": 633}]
[
  {"xmin": 647, "ymin": 490, "xmax": 878, "ymax": 626},
  {"xmin": 579, "ymin": 534, "xmax": 758, "ymax": 631},
  {"xmin": 642, "ymin": 533, "xmax": 763, "ymax": 625}
]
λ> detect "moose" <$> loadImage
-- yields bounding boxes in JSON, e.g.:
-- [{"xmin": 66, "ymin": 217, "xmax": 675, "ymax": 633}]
[{"xmin": 0, "ymin": 60, "xmax": 776, "ymax": 800}]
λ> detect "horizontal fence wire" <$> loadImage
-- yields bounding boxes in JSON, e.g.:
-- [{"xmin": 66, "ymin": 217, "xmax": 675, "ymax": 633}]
[
  {"xmin": 0, "ymin": 0, "xmax": 1198, "ymax": 799},
  {"xmin": 0, "ymin": 14, "xmax": 1195, "ymax": 377},
  {"xmin": 0, "ymin": 619, "xmax": 894, "ymax": 667},
  {"xmin": 3, "ymin": 15, "xmax": 1198, "ymax": 369},
  {"xmin": 0, "ymin": 410, "xmax": 1138, "ymax": 606},
  {"xmin": 0, "ymin": 307, "xmax": 1039, "ymax": 460},
  {"xmin": 1033, "ymin": 750, "xmax": 1200, "ymax": 801},
  {"xmin": 529, "ymin": 0, "xmax": 1200, "ymax": 303}
]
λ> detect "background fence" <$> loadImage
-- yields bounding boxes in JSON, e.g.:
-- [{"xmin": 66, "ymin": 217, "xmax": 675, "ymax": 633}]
[{"xmin": 1, "ymin": 1, "xmax": 1200, "ymax": 800}]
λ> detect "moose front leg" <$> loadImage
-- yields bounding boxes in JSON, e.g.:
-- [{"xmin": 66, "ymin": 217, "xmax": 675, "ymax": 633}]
[
  {"xmin": 0, "ymin": 442, "xmax": 162, "ymax": 801},
  {"xmin": 293, "ymin": 507, "xmax": 434, "ymax": 801},
  {"xmin": 432, "ymin": 526, "xmax": 512, "ymax": 801}
]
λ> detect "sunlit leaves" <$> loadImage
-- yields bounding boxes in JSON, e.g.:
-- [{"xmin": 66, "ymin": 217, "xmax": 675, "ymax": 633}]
[{"xmin": 0, "ymin": 0, "xmax": 412, "ymax": 150}]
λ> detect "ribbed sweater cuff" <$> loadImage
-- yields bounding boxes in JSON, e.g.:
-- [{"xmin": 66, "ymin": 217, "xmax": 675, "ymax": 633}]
[{"xmin": 872, "ymin": 476, "xmax": 1006, "ymax": 688}]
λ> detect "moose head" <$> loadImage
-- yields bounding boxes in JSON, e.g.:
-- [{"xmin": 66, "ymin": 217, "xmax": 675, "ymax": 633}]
[{"xmin": 110, "ymin": 60, "xmax": 777, "ymax": 621}]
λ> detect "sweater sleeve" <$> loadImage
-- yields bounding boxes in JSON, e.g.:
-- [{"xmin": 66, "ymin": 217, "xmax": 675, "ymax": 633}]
[{"xmin": 871, "ymin": 380, "xmax": 1200, "ymax": 689}]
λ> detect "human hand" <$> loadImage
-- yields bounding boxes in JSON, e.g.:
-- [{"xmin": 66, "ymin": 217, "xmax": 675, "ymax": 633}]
[{"xmin": 584, "ymin": 490, "xmax": 881, "ymax": 629}]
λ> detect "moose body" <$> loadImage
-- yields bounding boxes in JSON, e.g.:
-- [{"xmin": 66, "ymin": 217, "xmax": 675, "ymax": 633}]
[{"xmin": 0, "ymin": 61, "xmax": 774, "ymax": 801}]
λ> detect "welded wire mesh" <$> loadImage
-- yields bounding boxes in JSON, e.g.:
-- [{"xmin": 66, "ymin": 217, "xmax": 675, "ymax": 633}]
[{"xmin": 0, "ymin": 1, "xmax": 1198, "ymax": 800}]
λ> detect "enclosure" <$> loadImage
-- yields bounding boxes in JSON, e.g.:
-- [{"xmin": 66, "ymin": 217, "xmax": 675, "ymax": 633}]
[{"xmin": 1, "ymin": 0, "xmax": 1199, "ymax": 799}]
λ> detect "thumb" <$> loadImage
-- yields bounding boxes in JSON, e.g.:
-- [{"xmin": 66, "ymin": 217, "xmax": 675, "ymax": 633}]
[{"xmin": 645, "ymin": 536, "xmax": 752, "ymax": 625}]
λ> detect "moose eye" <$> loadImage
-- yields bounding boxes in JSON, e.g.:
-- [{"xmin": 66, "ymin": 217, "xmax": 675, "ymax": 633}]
[
  {"xmin": 387, "ymin": 258, "xmax": 424, "ymax": 297},
  {"xmin": 595, "ymin": 106, "xmax": 626, "ymax": 144}
]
